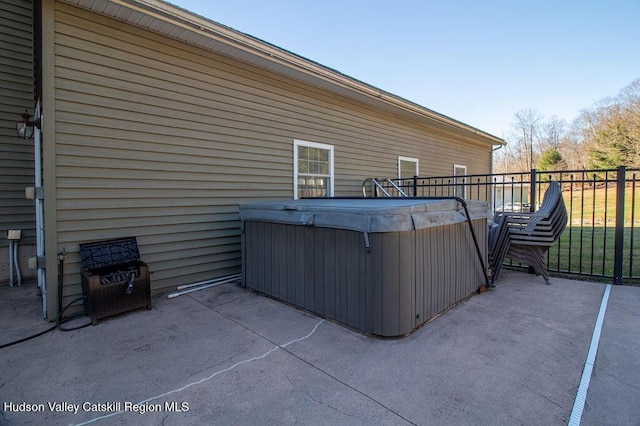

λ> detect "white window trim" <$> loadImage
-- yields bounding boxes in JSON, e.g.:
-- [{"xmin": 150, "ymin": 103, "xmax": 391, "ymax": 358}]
[
  {"xmin": 453, "ymin": 164, "xmax": 468, "ymax": 198},
  {"xmin": 293, "ymin": 139, "xmax": 334, "ymax": 200},
  {"xmin": 398, "ymin": 156, "xmax": 419, "ymax": 179},
  {"xmin": 453, "ymin": 164, "xmax": 467, "ymax": 174}
]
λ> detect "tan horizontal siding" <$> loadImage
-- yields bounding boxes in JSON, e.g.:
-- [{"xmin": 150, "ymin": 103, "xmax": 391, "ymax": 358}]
[
  {"xmin": 53, "ymin": 2, "xmax": 491, "ymax": 294},
  {"xmin": 0, "ymin": 0, "xmax": 35, "ymax": 246},
  {"xmin": 55, "ymin": 8, "xmax": 490, "ymax": 153}
]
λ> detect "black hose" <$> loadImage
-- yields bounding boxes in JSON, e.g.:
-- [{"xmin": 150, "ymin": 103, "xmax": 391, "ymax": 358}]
[
  {"xmin": 56, "ymin": 249, "xmax": 91, "ymax": 331},
  {"xmin": 56, "ymin": 296, "xmax": 91, "ymax": 331},
  {"xmin": 58, "ymin": 251, "xmax": 64, "ymax": 321},
  {"xmin": 0, "ymin": 297, "xmax": 91, "ymax": 350},
  {"xmin": 0, "ymin": 252, "xmax": 91, "ymax": 350},
  {"xmin": 0, "ymin": 324, "xmax": 57, "ymax": 350}
]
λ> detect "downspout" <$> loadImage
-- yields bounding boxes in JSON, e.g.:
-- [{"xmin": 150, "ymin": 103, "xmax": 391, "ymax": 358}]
[
  {"xmin": 490, "ymin": 125, "xmax": 505, "ymax": 168},
  {"xmin": 34, "ymin": 101, "xmax": 46, "ymax": 319},
  {"xmin": 33, "ymin": 0, "xmax": 56, "ymax": 320},
  {"xmin": 491, "ymin": 143, "xmax": 503, "ymax": 172}
]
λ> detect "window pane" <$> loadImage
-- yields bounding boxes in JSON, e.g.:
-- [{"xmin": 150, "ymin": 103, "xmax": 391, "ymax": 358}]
[
  {"xmin": 297, "ymin": 176, "xmax": 328, "ymax": 198},
  {"xmin": 400, "ymin": 160, "xmax": 417, "ymax": 179},
  {"xmin": 454, "ymin": 166, "xmax": 467, "ymax": 198},
  {"xmin": 299, "ymin": 146, "xmax": 309, "ymax": 160},
  {"xmin": 298, "ymin": 159, "xmax": 309, "ymax": 173}
]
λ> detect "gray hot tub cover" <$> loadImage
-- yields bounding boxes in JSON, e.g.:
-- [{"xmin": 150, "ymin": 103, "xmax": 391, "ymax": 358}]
[{"xmin": 239, "ymin": 198, "xmax": 490, "ymax": 234}]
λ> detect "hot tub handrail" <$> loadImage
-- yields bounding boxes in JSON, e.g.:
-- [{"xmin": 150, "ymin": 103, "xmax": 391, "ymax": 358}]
[
  {"xmin": 385, "ymin": 178, "xmax": 409, "ymax": 197},
  {"xmin": 362, "ymin": 177, "xmax": 391, "ymax": 197},
  {"xmin": 400, "ymin": 195, "xmax": 491, "ymax": 289},
  {"xmin": 362, "ymin": 177, "xmax": 408, "ymax": 198},
  {"xmin": 302, "ymin": 196, "xmax": 492, "ymax": 289}
]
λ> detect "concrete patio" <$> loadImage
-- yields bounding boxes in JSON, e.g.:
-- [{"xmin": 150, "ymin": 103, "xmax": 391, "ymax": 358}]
[{"xmin": 1, "ymin": 270, "xmax": 638, "ymax": 425}]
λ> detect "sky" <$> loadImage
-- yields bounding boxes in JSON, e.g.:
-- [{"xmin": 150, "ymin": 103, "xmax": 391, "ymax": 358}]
[{"xmin": 168, "ymin": 0, "xmax": 640, "ymax": 139}]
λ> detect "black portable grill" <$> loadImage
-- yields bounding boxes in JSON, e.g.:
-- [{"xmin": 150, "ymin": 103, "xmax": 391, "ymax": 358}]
[{"xmin": 79, "ymin": 237, "xmax": 151, "ymax": 325}]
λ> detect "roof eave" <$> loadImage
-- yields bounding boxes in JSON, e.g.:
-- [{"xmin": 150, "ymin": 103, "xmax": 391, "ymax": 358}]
[{"xmin": 59, "ymin": 0, "xmax": 505, "ymax": 146}]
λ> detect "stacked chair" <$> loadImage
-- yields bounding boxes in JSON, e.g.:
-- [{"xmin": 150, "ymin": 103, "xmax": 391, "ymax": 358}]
[{"xmin": 489, "ymin": 181, "xmax": 568, "ymax": 285}]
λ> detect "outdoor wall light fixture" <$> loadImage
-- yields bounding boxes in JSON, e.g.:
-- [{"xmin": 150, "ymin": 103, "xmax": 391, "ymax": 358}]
[{"xmin": 16, "ymin": 109, "xmax": 41, "ymax": 139}]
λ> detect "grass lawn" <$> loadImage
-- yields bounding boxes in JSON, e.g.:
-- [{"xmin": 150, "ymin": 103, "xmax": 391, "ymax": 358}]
[
  {"xmin": 548, "ymin": 227, "xmax": 639, "ymax": 283},
  {"xmin": 562, "ymin": 182, "xmax": 638, "ymax": 224},
  {"xmin": 544, "ymin": 184, "xmax": 639, "ymax": 284}
]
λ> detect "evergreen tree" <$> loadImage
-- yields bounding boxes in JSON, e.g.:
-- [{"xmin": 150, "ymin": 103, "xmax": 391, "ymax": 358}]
[{"xmin": 537, "ymin": 148, "xmax": 566, "ymax": 171}]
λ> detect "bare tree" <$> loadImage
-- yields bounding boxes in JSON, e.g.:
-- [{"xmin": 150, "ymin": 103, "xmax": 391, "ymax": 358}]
[
  {"xmin": 495, "ymin": 78, "xmax": 640, "ymax": 174},
  {"xmin": 493, "ymin": 144, "xmax": 527, "ymax": 173},
  {"xmin": 540, "ymin": 115, "xmax": 566, "ymax": 151},
  {"xmin": 558, "ymin": 124, "xmax": 589, "ymax": 170},
  {"xmin": 507, "ymin": 108, "xmax": 544, "ymax": 170}
]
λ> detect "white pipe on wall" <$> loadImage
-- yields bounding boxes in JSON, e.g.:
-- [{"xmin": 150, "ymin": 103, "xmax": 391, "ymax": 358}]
[
  {"xmin": 168, "ymin": 274, "xmax": 241, "ymax": 299},
  {"xmin": 175, "ymin": 273, "xmax": 242, "ymax": 291}
]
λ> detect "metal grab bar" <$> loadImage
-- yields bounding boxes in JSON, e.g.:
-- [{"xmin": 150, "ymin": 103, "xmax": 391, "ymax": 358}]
[
  {"xmin": 362, "ymin": 177, "xmax": 408, "ymax": 197},
  {"xmin": 362, "ymin": 177, "xmax": 390, "ymax": 197}
]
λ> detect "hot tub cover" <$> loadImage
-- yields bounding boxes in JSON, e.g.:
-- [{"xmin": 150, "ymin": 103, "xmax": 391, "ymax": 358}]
[{"xmin": 239, "ymin": 198, "xmax": 490, "ymax": 233}]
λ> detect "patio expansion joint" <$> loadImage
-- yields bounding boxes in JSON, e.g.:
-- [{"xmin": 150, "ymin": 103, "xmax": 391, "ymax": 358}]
[
  {"xmin": 520, "ymin": 381, "xmax": 564, "ymax": 410},
  {"xmin": 273, "ymin": 339, "xmax": 419, "ymax": 426},
  {"xmin": 284, "ymin": 375, "xmax": 376, "ymax": 421},
  {"xmin": 596, "ymin": 370, "xmax": 640, "ymax": 392}
]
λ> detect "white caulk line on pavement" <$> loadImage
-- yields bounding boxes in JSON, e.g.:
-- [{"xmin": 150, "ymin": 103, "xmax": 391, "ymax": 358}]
[
  {"xmin": 568, "ymin": 284, "xmax": 611, "ymax": 426},
  {"xmin": 71, "ymin": 319, "xmax": 325, "ymax": 426}
]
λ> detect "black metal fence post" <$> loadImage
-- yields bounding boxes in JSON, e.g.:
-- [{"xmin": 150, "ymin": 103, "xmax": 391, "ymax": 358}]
[
  {"xmin": 413, "ymin": 175, "xmax": 418, "ymax": 198},
  {"xmin": 530, "ymin": 168, "xmax": 537, "ymax": 212},
  {"xmin": 614, "ymin": 166, "xmax": 626, "ymax": 285}
]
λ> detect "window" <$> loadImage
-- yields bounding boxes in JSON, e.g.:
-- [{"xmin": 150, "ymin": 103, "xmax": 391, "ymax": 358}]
[
  {"xmin": 294, "ymin": 140, "xmax": 334, "ymax": 199},
  {"xmin": 453, "ymin": 164, "xmax": 467, "ymax": 199},
  {"xmin": 398, "ymin": 156, "xmax": 419, "ymax": 196},
  {"xmin": 398, "ymin": 156, "xmax": 419, "ymax": 179}
]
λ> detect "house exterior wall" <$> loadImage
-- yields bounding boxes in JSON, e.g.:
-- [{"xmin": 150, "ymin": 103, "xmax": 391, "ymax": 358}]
[
  {"xmin": 47, "ymin": 2, "xmax": 493, "ymax": 312},
  {"xmin": 0, "ymin": 0, "xmax": 36, "ymax": 283}
]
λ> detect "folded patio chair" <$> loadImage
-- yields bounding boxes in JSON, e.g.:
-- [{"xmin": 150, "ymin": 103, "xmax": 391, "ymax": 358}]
[{"xmin": 488, "ymin": 181, "xmax": 567, "ymax": 285}]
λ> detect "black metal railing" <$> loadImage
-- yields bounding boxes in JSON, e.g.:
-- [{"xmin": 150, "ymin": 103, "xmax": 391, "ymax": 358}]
[{"xmin": 379, "ymin": 166, "xmax": 639, "ymax": 285}]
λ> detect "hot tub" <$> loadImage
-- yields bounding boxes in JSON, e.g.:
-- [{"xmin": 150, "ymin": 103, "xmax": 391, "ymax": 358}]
[{"xmin": 239, "ymin": 198, "xmax": 489, "ymax": 337}]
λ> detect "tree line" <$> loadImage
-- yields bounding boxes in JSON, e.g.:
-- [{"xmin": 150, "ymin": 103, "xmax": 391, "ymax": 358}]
[{"xmin": 494, "ymin": 78, "xmax": 640, "ymax": 173}]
